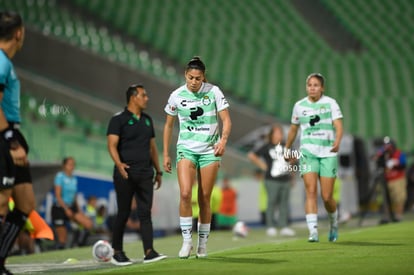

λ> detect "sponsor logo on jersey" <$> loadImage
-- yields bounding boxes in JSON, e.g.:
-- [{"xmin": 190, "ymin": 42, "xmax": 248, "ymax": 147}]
[{"xmin": 187, "ymin": 126, "xmax": 210, "ymax": 132}]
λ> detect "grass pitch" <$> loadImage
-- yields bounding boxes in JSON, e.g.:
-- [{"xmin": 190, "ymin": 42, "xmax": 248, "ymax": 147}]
[{"xmin": 7, "ymin": 216, "xmax": 414, "ymax": 275}]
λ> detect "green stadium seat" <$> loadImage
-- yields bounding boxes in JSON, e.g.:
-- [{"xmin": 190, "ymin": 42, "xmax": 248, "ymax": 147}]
[{"xmin": 3, "ymin": 0, "xmax": 413, "ymax": 151}]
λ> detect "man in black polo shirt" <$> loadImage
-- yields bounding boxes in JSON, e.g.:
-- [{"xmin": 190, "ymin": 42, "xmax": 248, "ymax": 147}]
[{"xmin": 107, "ymin": 84, "xmax": 166, "ymax": 265}]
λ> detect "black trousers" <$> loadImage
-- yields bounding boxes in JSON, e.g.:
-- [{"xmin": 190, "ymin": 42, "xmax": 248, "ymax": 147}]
[{"xmin": 112, "ymin": 172, "xmax": 154, "ymax": 254}]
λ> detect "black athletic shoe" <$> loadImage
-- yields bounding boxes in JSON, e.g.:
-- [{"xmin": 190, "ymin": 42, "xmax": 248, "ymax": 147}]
[
  {"xmin": 111, "ymin": 251, "xmax": 133, "ymax": 266},
  {"xmin": 143, "ymin": 250, "xmax": 167, "ymax": 264},
  {"xmin": 0, "ymin": 266, "xmax": 13, "ymax": 275}
]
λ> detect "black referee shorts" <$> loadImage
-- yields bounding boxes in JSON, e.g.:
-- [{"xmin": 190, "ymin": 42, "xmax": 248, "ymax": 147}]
[
  {"xmin": 13, "ymin": 128, "xmax": 32, "ymax": 185},
  {"xmin": 51, "ymin": 203, "xmax": 79, "ymax": 226},
  {"xmin": 0, "ymin": 138, "xmax": 15, "ymax": 189}
]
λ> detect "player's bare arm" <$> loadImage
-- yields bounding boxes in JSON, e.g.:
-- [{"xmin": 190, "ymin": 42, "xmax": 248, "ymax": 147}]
[{"xmin": 163, "ymin": 114, "xmax": 175, "ymax": 173}]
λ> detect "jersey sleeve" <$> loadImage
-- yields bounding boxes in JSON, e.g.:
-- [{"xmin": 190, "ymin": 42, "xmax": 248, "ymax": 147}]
[
  {"xmin": 0, "ymin": 58, "xmax": 10, "ymax": 89},
  {"xmin": 331, "ymin": 99, "xmax": 343, "ymax": 121},
  {"xmin": 290, "ymin": 103, "xmax": 300, "ymax": 125},
  {"xmin": 106, "ymin": 115, "xmax": 121, "ymax": 136},
  {"xmin": 214, "ymin": 87, "xmax": 229, "ymax": 112},
  {"xmin": 164, "ymin": 93, "xmax": 178, "ymax": 116},
  {"xmin": 54, "ymin": 173, "xmax": 63, "ymax": 187}
]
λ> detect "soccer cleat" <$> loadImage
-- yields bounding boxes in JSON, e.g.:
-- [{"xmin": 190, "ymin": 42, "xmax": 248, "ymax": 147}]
[
  {"xmin": 143, "ymin": 250, "xmax": 167, "ymax": 263},
  {"xmin": 178, "ymin": 241, "xmax": 193, "ymax": 259},
  {"xmin": 308, "ymin": 233, "xmax": 319, "ymax": 242},
  {"xmin": 266, "ymin": 227, "xmax": 277, "ymax": 237},
  {"xmin": 111, "ymin": 251, "xmax": 133, "ymax": 266},
  {"xmin": 280, "ymin": 227, "xmax": 296, "ymax": 237},
  {"xmin": 196, "ymin": 246, "xmax": 207, "ymax": 258},
  {"xmin": 329, "ymin": 226, "xmax": 338, "ymax": 242}
]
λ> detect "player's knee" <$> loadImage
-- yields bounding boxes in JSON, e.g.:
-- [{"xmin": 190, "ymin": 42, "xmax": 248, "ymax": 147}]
[
  {"xmin": 321, "ymin": 194, "xmax": 334, "ymax": 205},
  {"xmin": 180, "ymin": 190, "xmax": 192, "ymax": 202}
]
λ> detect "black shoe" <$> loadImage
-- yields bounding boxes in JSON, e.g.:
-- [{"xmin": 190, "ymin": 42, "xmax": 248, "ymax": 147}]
[
  {"xmin": 111, "ymin": 251, "xmax": 133, "ymax": 266},
  {"xmin": 0, "ymin": 266, "xmax": 13, "ymax": 275},
  {"xmin": 379, "ymin": 219, "xmax": 389, "ymax": 225},
  {"xmin": 143, "ymin": 250, "xmax": 167, "ymax": 264}
]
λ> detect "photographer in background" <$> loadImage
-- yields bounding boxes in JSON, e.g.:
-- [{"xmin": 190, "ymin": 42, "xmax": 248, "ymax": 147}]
[{"xmin": 377, "ymin": 137, "xmax": 407, "ymax": 223}]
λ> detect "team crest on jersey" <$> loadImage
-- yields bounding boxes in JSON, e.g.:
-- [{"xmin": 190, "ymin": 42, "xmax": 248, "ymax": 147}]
[
  {"xmin": 168, "ymin": 104, "xmax": 176, "ymax": 112},
  {"xmin": 293, "ymin": 115, "xmax": 299, "ymax": 123},
  {"xmin": 201, "ymin": 96, "xmax": 211, "ymax": 106}
]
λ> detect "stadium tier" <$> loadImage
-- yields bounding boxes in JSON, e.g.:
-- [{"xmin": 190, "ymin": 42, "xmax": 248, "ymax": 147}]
[
  {"xmin": 1, "ymin": 0, "xmax": 413, "ymax": 151},
  {"xmin": 1, "ymin": 0, "xmax": 181, "ymax": 83},
  {"xmin": 19, "ymin": 93, "xmax": 113, "ymax": 175},
  {"xmin": 67, "ymin": 0, "xmax": 414, "ymax": 151}
]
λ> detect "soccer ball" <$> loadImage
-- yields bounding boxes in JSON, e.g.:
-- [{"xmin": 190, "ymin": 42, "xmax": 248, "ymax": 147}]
[
  {"xmin": 92, "ymin": 240, "xmax": 113, "ymax": 262},
  {"xmin": 233, "ymin": 221, "xmax": 249, "ymax": 238}
]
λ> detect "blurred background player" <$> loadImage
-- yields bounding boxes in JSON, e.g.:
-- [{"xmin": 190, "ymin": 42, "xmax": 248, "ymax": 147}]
[
  {"xmin": 51, "ymin": 157, "xmax": 93, "ymax": 249},
  {"xmin": 285, "ymin": 73, "xmax": 343, "ymax": 242},
  {"xmin": 248, "ymin": 124, "xmax": 296, "ymax": 237}
]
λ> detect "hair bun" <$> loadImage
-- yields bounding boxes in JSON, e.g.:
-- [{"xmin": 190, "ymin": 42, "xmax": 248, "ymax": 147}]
[
  {"xmin": 187, "ymin": 56, "xmax": 206, "ymax": 72},
  {"xmin": 190, "ymin": 56, "xmax": 201, "ymax": 61}
]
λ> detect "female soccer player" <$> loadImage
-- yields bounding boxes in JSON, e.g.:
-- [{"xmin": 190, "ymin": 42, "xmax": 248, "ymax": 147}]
[
  {"xmin": 163, "ymin": 57, "xmax": 231, "ymax": 258},
  {"xmin": 285, "ymin": 73, "xmax": 343, "ymax": 242}
]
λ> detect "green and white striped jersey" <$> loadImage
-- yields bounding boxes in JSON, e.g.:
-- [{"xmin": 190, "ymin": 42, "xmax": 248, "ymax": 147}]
[
  {"xmin": 291, "ymin": 95, "xmax": 343, "ymax": 158},
  {"xmin": 165, "ymin": 82, "xmax": 229, "ymax": 154}
]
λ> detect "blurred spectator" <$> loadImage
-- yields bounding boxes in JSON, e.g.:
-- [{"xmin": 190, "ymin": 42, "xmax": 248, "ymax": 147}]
[
  {"xmin": 378, "ymin": 137, "xmax": 407, "ymax": 222},
  {"xmin": 85, "ymin": 196, "xmax": 98, "ymax": 225},
  {"xmin": 95, "ymin": 204, "xmax": 109, "ymax": 235},
  {"xmin": 85, "ymin": 196, "xmax": 109, "ymax": 238},
  {"xmin": 405, "ymin": 163, "xmax": 414, "ymax": 212},
  {"xmin": 217, "ymin": 177, "xmax": 237, "ymax": 230},
  {"xmin": 51, "ymin": 157, "xmax": 93, "ymax": 249}
]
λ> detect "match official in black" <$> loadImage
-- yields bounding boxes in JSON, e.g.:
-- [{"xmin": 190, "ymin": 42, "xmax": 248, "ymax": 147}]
[{"xmin": 107, "ymin": 84, "xmax": 166, "ymax": 265}]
